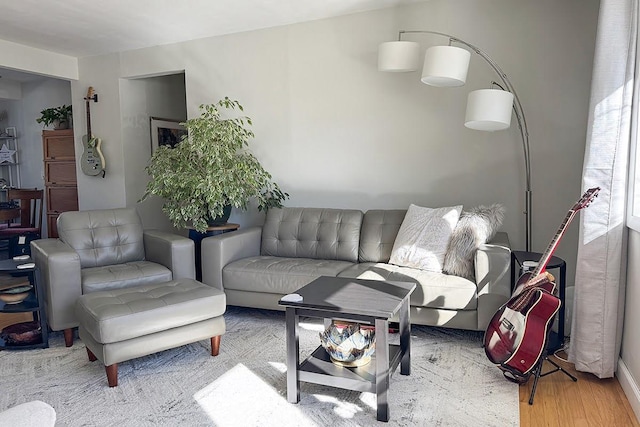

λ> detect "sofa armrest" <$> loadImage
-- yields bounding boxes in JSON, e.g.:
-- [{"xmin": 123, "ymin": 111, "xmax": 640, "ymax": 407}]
[
  {"xmin": 143, "ymin": 230, "xmax": 195, "ymax": 280},
  {"xmin": 30, "ymin": 238, "xmax": 82, "ymax": 331},
  {"xmin": 475, "ymin": 231, "xmax": 512, "ymax": 330},
  {"xmin": 201, "ymin": 226, "xmax": 262, "ymax": 291}
]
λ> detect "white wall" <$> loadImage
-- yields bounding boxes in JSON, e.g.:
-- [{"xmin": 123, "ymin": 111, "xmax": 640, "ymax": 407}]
[
  {"xmin": 71, "ymin": 0, "xmax": 599, "ymax": 292},
  {"xmin": 19, "ymin": 79, "xmax": 72, "ymax": 237},
  {"xmin": 0, "ymin": 99, "xmax": 23, "ymax": 187},
  {"xmin": 0, "ymin": 80, "xmax": 21, "ymax": 100},
  {"xmin": 620, "ymin": 229, "xmax": 640, "ymax": 419},
  {"xmin": 0, "ymin": 79, "xmax": 71, "ymax": 236},
  {"xmin": 20, "ymin": 79, "xmax": 72, "ymax": 186},
  {"xmin": 120, "ymin": 73, "xmax": 186, "ymax": 230},
  {"xmin": 72, "ymin": 53, "xmax": 125, "ymax": 210},
  {"xmin": 0, "ymin": 39, "xmax": 77, "ymax": 80}
]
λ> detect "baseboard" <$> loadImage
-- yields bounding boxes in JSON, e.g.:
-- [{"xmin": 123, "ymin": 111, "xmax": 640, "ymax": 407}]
[{"xmin": 617, "ymin": 358, "xmax": 640, "ymax": 423}]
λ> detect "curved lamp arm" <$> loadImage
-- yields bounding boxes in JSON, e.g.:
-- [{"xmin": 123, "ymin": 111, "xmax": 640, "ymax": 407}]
[{"xmin": 398, "ymin": 30, "xmax": 532, "ymax": 251}]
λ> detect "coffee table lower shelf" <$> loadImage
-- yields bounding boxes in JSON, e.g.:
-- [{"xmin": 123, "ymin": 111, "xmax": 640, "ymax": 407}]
[{"xmin": 300, "ymin": 345, "xmax": 403, "ymax": 393}]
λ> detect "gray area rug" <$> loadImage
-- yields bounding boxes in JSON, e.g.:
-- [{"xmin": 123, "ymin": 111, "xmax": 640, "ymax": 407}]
[{"xmin": 0, "ymin": 307, "xmax": 518, "ymax": 426}]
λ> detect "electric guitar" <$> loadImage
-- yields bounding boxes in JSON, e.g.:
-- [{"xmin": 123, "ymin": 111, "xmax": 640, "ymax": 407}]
[
  {"xmin": 81, "ymin": 87, "xmax": 106, "ymax": 177},
  {"xmin": 484, "ymin": 187, "xmax": 600, "ymax": 381}
]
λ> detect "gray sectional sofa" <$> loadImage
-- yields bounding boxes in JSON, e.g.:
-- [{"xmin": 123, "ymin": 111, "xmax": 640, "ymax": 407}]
[{"xmin": 201, "ymin": 207, "xmax": 512, "ymax": 331}]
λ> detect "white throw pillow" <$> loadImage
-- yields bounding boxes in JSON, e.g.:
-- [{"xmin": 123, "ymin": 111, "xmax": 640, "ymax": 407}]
[{"xmin": 389, "ymin": 204, "xmax": 463, "ymax": 272}]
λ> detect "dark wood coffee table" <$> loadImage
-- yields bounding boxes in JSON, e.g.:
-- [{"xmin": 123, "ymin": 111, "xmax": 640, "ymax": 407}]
[{"xmin": 278, "ymin": 276, "xmax": 415, "ymax": 422}]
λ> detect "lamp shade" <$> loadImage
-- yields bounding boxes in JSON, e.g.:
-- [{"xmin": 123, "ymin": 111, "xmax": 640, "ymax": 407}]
[
  {"xmin": 464, "ymin": 89, "xmax": 514, "ymax": 131},
  {"xmin": 421, "ymin": 46, "xmax": 471, "ymax": 87},
  {"xmin": 378, "ymin": 41, "xmax": 420, "ymax": 72}
]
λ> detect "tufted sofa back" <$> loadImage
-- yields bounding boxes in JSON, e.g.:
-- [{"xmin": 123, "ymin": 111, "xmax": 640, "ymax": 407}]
[
  {"xmin": 57, "ymin": 208, "xmax": 146, "ymax": 268},
  {"xmin": 261, "ymin": 207, "xmax": 363, "ymax": 262},
  {"xmin": 358, "ymin": 210, "xmax": 407, "ymax": 263}
]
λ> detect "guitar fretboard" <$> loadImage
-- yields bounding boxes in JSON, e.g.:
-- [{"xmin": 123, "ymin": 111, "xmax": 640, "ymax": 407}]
[
  {"xmin": 530, "ymin": 210, "xmax": 576, "ymax": 278},
  {"xmin": 85, "ymin": 99, "xmax": 92, "ymax": 138},
  {"xmin": 523, "ymin": 187, "xmax": 601, "ymax": 289}
]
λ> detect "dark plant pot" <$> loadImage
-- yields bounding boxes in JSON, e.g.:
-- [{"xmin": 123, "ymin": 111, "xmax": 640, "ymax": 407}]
[{"xmin": 207, "ymin": 205, "xmax": 232, "ymax": 226}]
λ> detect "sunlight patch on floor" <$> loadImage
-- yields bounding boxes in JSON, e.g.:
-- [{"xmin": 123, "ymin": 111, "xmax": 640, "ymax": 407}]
[
  {"xmin": 358, "ymin": 392, "xmax": 377, "ymax": 410},
  {"xmin": 268, "ymin": 361, "xmax": 287, "ymax": 373},
  {"xmin": 194, "ymin": 363, "xmax": 319, "ymax": 426},
  {"xmin": 299, "ymin": 321, "xmax": 324, "ymax": 332},
  {"xmin": 312, "ymin": 393, "xmax": 365, "ymax": 419}
]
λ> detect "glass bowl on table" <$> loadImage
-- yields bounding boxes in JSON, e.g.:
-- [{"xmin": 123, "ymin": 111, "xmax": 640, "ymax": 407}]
[{"xmin": 319, "ymin": 320, "xmax": 376, "ymax": 367}]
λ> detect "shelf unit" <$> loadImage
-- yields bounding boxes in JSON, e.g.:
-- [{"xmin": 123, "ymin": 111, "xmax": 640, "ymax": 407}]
[
  {"xmin": 0, "ymin": 127, "xmax": 20, "ymax": 188},
  {"xmin": 0, "ymin": 259, "xmax": 49, "ymax": 350},
  {"xmin": 43, "ymin": 129, "xmax": 78, "ymax": 238}
]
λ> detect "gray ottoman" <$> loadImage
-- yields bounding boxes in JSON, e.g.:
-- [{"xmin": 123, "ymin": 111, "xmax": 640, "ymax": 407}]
[{"xmin": 76, "ymin": 278, "xmax": 226, "ymax": 387}]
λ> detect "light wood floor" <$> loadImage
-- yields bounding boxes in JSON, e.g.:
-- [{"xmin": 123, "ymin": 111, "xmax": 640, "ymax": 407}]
[
  {"xmin": 520, "ymin": 351, "xmax": 639, "ymax": 426},
  {"xmin": 1, "ymin": 314, "xmax": 637, "ymax": 425}
]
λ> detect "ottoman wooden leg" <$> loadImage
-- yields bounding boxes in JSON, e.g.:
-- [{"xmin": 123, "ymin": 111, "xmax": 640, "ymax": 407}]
[
  {"xmin": 105, "ymin": 364, "xmax": 118, "ymax": 387},
  {"xmin": 64, "ymin": 328, "xmax": 74, "ymax": 347},
  {"xmin": 211, "ymin": 335, "xmax": 221, "ymax": 356},
  {"xmin": 86, "ymin": 348, "xmax": 97, "ymax": 362}
]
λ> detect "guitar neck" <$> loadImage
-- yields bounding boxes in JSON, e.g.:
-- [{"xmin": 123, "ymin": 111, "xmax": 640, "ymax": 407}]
[
  {"xmin": 531, "ymin": 210, "xmax": 578, "ymax": 277},
  {"xmin": 86, "ymin": 100, "xmax": 92, "ymax": 137}
]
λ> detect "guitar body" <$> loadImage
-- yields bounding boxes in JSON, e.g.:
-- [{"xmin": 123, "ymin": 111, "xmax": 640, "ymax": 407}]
[
  {"xmin": 81, "ymin": 135, "xmax": 105, "ymax": 176},
  {"xmin": 484, "ymin": 287, "xmax": 561, "ymax": 377}
]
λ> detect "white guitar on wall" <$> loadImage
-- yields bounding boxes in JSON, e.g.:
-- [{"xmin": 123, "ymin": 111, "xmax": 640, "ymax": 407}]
[{"xmin": 81, "ymin": 86, "xmax": 106, "ymax": 177}]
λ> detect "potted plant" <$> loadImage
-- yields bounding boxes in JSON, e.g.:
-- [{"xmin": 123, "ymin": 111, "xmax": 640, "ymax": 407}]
[
  {"xmin": 141, "ymin": 97, "xmax": 288, "ymax": 233},
  {"xmin": 36, "ymin": 104, "xmax": 73, "ymax": 129}
]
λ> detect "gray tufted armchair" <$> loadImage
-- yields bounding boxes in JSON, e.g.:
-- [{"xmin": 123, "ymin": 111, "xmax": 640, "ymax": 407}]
[{"xmin": 31, "ymin": 208, "xmax": 195, "ymax": 346}]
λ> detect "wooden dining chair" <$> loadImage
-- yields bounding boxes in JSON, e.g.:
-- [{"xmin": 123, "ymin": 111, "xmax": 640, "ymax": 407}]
[{"xmin": 0, "ymin": 188, "xmax": 44, "ymax": 239}]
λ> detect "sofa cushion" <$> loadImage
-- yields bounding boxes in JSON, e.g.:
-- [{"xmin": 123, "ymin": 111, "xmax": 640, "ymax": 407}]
[
  {"xmin": 338, "ymin": 262, "xmax": 477, "ymax": 310},
  {"xmin": 223, "ymin": 256, "xmax": 355, "ymax": 295},
  {"xmin": 389, "ymin": 204, "xmax": 462, "ymax": 272},
  {"xmin": 58, "ymin": 208, "xmax": 145, "ymax": 268},
  {"xmin": 359, "ymin": 209, "xmax": 407, "ymax": 263},
  {"xmin": 261, "ymin": 208, "xmax": 362, "ymax": 262},
  {"xmin": 81, "ymin": 261, "xmax": 172, "ymax": 294},
  {"xmin": 443, "ymin": 204, "xmax": 505, "ymax": 281}
]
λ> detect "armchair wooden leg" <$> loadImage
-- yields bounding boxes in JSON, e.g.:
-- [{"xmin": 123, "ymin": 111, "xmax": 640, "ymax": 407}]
[
  {"xmin": 86, "ymin": 348, "xmax": 97, "ymax": 362},
  {"xmin": 211, "ymin": 335, "xmax": 221, "ymax": 356},
  {"xmin": 64, "ymin": 328, "xmax": 74, "ymax": 347},
  {"xmin": 105, "ymin": 364, "xmax": 118, "ymax": 387}
]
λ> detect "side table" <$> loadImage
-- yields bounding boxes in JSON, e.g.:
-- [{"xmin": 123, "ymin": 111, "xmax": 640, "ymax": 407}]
[
  {"xmin": 511, "ymin": 250, "xmax": 566, "ymax": 353},
  {"xmin": 279, "ymin": 276, "xmax": 415, "ymax": 422},
  {"xmin": 189, "ymin": 223, "xmax": 240, "ymax": 280},
  {"xmin": 0, "ymin": 259, "xmax": 49, "ymax": 350}
]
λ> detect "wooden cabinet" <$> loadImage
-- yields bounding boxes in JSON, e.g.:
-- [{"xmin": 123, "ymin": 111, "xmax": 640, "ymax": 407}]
[{"xmin": 43, "ymin": 130, "xmax": 78, "ymax": 238}]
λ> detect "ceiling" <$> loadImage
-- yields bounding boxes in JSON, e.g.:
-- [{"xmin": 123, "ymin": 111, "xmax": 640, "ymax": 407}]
[
  {"xmin": 0, "ymin": 0, "xmax": 418, "ymax": 58},
  {"xmin": 0, "ymin": 0, "xmax": 421, "ymax": 83}
]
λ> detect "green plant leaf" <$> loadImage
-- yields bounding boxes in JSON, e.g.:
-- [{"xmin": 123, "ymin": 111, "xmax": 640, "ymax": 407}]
[{"xmin": 140, "ymin": 98, "xmax": 288, "ymax": 233}]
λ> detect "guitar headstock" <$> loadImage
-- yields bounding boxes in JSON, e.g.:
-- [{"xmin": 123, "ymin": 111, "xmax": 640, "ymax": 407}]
[
  {"xmin": 573, "ymin": 187, "xmax": 601, "ymax": 211},
  {"xmin": 85, "ymin": 86, "xmax": 98, "ymax": 102}
]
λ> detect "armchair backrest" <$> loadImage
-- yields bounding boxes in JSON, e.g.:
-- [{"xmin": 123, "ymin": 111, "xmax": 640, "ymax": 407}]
[{"xmin": 57, "ymin": 208, "xmax": 145, "ymax": 268}]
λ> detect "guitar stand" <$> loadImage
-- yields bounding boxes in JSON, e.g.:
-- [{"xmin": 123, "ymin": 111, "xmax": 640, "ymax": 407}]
[{"xmin": 528, "ymin": 353, "xmax": 578, "ymax": 405}]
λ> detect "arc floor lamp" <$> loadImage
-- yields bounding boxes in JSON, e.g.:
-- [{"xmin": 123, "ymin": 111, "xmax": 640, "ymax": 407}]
[{"xmin": 379, "ymin": 30, "xmax": 532, "ymax": 251}]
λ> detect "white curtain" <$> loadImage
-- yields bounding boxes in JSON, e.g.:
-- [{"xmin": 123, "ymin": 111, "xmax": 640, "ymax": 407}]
[{"xmin": 569, "ymin": 0, "xmax": 637, "ymax": 378}]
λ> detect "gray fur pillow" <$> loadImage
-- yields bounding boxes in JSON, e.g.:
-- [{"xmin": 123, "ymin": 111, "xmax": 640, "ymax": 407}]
[{"xmin": 442, "ymin": 204, "xmax": 505, "ymax": 281}]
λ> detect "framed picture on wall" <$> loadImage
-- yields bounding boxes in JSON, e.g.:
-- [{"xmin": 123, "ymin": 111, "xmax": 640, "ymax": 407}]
[{"xmin": 150, "ymin": 117, "xmax": 187, "ymax": 152}]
